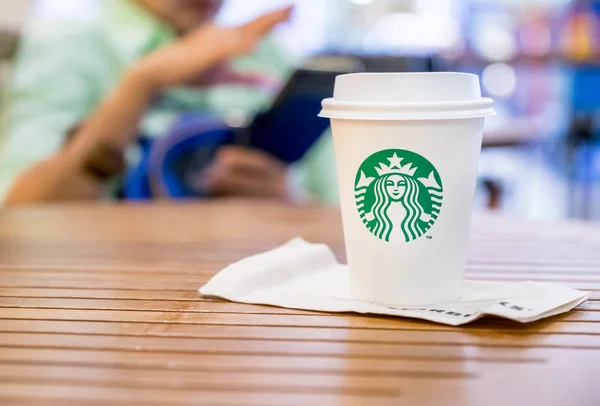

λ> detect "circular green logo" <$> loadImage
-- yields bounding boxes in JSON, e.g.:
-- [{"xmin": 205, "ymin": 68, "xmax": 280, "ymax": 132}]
[{"xmin": 354, "ymin": 149, "xmax": 443, "ymax": 243}]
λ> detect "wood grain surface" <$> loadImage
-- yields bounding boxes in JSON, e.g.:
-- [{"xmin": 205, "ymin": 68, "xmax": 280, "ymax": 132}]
[{"xmin": 0, "ymin": 200, "xmax": 599, "ymax": 406}]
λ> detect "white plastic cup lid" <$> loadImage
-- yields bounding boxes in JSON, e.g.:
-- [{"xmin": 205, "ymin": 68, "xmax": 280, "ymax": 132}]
[{"xmin": 319, "ymin": 72, "xmax": 495, "ymax": 121}]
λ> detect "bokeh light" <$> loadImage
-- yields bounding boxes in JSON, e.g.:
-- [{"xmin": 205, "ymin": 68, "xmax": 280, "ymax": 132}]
[
  {"xmin": 348, "ymin": 0, "xmax": 376, "ymax": 5},
  {"xmin": 474, "ymin": 26, "xmax": 517, "ymax": 61},
  {"xmin": 520, "ymin": 23, "xmax": 552, "ymax": 57},
  {"xmin": 482, "ymin": 63, "xmax": 517, "ymax": 97},
  {"xmin": 363, "ymin": 12, "xmax": 461, "ymax": 52}
]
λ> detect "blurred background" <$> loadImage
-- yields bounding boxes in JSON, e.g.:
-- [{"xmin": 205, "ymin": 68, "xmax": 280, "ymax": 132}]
[{"xmin": 1, "ymin": 0, "xmax": 599, "ymax": 221}]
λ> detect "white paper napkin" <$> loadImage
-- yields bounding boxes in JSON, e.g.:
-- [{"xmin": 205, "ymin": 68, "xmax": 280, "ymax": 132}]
[{"xmin": 199, "ymin": 238, "xmax": 589, "ymax": 326}]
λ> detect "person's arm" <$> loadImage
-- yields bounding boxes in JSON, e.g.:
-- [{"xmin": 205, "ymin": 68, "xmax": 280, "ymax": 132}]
[
  {"xmin": 4, "ymin": 70, "xmax": 152, "ymax": 204},
  {"xmin": 0, "ymin": 21, "xmax": 108, "ymax": 205},
  {"xmin": 5, "ymin": 7, "xmax": 293, "ymax": 206}
]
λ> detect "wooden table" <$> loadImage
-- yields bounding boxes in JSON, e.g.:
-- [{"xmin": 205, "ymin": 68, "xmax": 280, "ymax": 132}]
[{"xmin": 0, "ymin": 201, "xmax": 599, "ymax": 406}]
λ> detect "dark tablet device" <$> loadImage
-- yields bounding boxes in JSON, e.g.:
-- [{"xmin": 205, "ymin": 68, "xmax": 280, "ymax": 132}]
[{"xmin": 235, "ymin": 55, "xmax": 365, "ymax": 163}]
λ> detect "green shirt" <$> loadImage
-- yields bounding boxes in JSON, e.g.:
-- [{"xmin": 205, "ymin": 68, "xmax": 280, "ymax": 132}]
[{"xmin": 0, "ymin": 0, "xmax": 338, "ymax": 203}]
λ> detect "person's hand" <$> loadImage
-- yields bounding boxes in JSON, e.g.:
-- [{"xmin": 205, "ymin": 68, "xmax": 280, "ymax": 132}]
[
  {"xmin": 133, "ymin": 6, "xmax": 293, "ymax": 91},
  {"xmin": 196, "ymin": 146, "xmax": 289, "ymax": 199}
]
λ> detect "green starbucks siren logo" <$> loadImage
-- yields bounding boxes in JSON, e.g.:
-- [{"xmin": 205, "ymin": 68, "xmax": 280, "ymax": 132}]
[{"xmin": 354, "ymin": 149, "xmax": 443, "ymax": 243}]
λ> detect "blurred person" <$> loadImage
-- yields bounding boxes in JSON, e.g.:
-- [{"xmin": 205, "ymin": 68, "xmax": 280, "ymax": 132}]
[{"xmin": 0, "ymin": 0, "xmax": 337, "ymax": 205}]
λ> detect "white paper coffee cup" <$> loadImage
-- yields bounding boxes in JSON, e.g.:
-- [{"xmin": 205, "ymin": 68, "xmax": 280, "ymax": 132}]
[{"xmin": 319, "ymin": 72, "xmax": 495, "ymax": 306}]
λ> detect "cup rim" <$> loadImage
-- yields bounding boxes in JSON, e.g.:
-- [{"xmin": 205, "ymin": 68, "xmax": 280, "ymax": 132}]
[
  {"xmin": 320, "ymin": 97, "xmax": 495, "ymax": 121},
  {"xmin": 334, "ymin": 71, "xmax": 481, "ymax": 79},
  {"xmin": 322, "ymin": 97, "xmax": 494, "ymax": 108}
]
